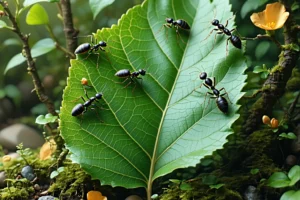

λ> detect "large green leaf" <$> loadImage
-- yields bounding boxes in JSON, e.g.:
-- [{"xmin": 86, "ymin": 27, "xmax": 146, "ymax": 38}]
[{"xmin": 60, "ymin": 0, "xmax": 246, "ymax": 193}]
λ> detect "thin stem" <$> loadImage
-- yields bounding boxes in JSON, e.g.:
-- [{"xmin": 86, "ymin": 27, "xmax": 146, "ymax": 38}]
[
  {"xmin": 46, "ymin": 24, "xmax": 75, "ymax": 58},
  {"xmin": 241, "ymin": 34, "xmax": 282, "ymax": 49}
]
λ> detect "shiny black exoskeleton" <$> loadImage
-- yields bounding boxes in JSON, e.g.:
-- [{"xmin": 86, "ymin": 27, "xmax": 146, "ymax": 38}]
[
  {"xmin": 74, "ymin": 41, "xmax": 107, "ymax": 54},
  {"xmin": 199, "ymin": 72, "xmax": 229, "ymax": 113},
  {"xmin": 115, "ymin": 69, "xmax": 146, "ymax": 79},
  {"xmin": 115, "ymin": 69, "xmax": 146, "ymax": 89},
  {"xmin": 165, "ymin": 18, "xmax": 190, "ymax": 31},
  {"xmin": 211, "ymin": 19, "xmax": 241, "ymax": 49},
  {"xmin": 71, "ymin": 93, "xmax": 103, "ymax": 116}
]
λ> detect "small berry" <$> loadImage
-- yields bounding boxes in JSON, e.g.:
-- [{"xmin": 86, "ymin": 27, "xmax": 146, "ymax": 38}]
[
  {"xmin": 81, "ymin": 78, "xmax": 88, "ymax": 86},
  {"xmin": 262, "ymin": 115, "xmax": 270, "ymax": 125},
  {"xmin": 270, "ymin": 118, "xmax": 279, "ymax": 128}
]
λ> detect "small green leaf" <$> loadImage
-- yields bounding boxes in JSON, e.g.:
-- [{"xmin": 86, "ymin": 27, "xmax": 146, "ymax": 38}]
[
  {"xmin": 23, "ymin": 0, "xmax": 59, "ymax": 7},
  {"xmin": 253, "ymin": 66, "xmax": 265, "ymax": 73},
  {"xmin": 280, "ymin": 190, "xmax": 300, "ymax": 200},
  {"xmin": 279, "ymin": 132, "xmax": 297, "ymax": 140},
  {"xmin": 31, "ymin": 38, "xmax": 55, "ymax": 57},
  {"xmin": 4, "ymin": 38, "xmax": 55, "ymax": 74},
  {"xmin": 288, "ymin": 165, "xmax": 300, "ymax": 186},
  {"xmin": 180, "ymin": 182, "xmax": 192, "ymax": 191},
  {"xmin": 57, "ymin": 167, "xmax": 65, "ymax": 173},
  {"xmin": 35, "ymin": 114, "xmax": 58, "ymax": 124},
  {"xmin": 50, "ymin": 170, "xmax": 59, "ymax": 179},
  {"xmin": 169, "ymin": 179, "xmax": 181, "ymax": 184},
  {"xmin": 260, "ymin": 71, "xmax": 269, "ymax": 79},
  {"xmin": 291, "ymin": 2, "xmax": 300, "ymax": 11},
  {"xmin": 26, "ymin": 4, "xmax": 49, "ymax": 25},
  {"xmin": 250, "ymin": 168, "xmax": 260, "ymax": 175},
  {"xmin": 290, "ymin": 44, "xmax": 299, "ymax": 52},
  {"xmin": 3, "ymin": 38, "xmax": 21, "ymax": 46},
  {"xmin": 151, "ymin": 194, "xmax": 159, "ymax": 199},
  {"xmin": 267, "ymin": 172, "xmax": 290, "ymax": 188},
  {"xmin": 0, "ymin": 20, "xmax": 8, "ymax": 29},
  {"xmin": 89, "ymin": 0, "xmax": 115, "ymax": 19},
  {"xmin": 209, "ymin": 183, "xmax": 224, "ymax": 189},
  {"xmin": 4, "ymin": 53, "xmax": 26, "ymax": 74}
]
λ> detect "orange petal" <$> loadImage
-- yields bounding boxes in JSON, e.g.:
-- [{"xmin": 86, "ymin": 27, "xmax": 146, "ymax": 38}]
[
  {"xmin": 87, "ymin": 191, "xmax": 107, "ymax": 200},
  {"xmin": 39, "ymin": 139, "xmax": 56, "ymax": 160},
  {"xmin": 274, "ymin": 12, "xmax": 289, "ymax": 29},
  {"xmin": 265, "ymin": 2, "xmax": 289, "ymax": 29},
  {"xmin": 250, "ymin": 12, "xmax": 269, "ymax": 30}
]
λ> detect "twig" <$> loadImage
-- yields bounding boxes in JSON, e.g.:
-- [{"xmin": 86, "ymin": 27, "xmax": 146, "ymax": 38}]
[
  {"xmin": 0, "ymin": 1, "xmax": 58, "ymax": 117},
  {"xmin": 60, "ymin": 0, "xmax": 78, "ymax": 56},
  {"xmin": 241, "ymin": 34, "xmax": 282, "ymax": 50}
]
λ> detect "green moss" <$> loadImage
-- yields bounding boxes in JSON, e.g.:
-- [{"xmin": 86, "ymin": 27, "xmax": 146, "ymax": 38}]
[
  {"xmin": 0, "ymin": 186, "xmax": 34, "ymax": 200},
  {"xmin": 270, "ymin": 65, "xmax": 284, "ymax": 73},
  {"xmin": 286, "ymin": 68, "xmax": 300, "ymax": 91},
  {"xmin": 48, "ymin": 163, "xmax": 89, "ymax": 197}
]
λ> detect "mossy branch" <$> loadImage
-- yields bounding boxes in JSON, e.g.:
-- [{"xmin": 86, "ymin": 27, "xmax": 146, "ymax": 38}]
[{"xmin": 243, "ymin": 1, "xmax": 299, "ymax": 135}]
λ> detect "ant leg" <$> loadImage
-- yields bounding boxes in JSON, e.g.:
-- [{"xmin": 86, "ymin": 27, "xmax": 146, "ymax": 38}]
[
  {"xmin": 213, "ymin": 77, "xmax": 216, "ymax": 88},
  {"xmin": 175, "ymin": 27, "xmax": 187, "ymax": 45},
  {"xmin": 210, "ymin": 31, "xmax": 223, "ymax": 51},
  {"xmin": 202, "ymin": 92, "xmax": 215, "ymax": 112},
  {"xmin": 124, "ymin": 78, "xmax": 134, "ymax": 88},
  {"xmin": 194, "ymin": 83, "xmax": 210, "ymax": 93},
  {"xmin": 71, "ymin": 95, "xmax": 86, "ymax": 103},
  {"xmin": 93, "ymin": 52, "xmax": 100, "ymax": 68},
  {"xmin": 84, "ymin": 88, "xmax": 90, "ymax": 99},
  {"xmin": 200, "ymin": 28, "xmax": 218, "ymax": 43},
  {"xmin": 164, "ymin": 24, "xmax": 170, "ymax": 43},
  {"xmin": 226, "ymin": 37, "xmax": 230, "ymax": 56},
  {"xmin": 89, "ymin": 106, "xmax": 104, "ymax": 123},
  {"xmin": 224, "ymin": 19, "xmax": 228, "ymax": 27},
  {"xmin": 219, "ymin": 87, "xmax": 232, "ymax": 103}
]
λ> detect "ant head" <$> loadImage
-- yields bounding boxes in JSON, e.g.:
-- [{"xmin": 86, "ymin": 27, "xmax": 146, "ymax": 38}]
[
  {"xmin": 199, "ymin": 72, "xmax": 207, "ymax": 80},
  {"xmin": 139, "ymin": 69, "xmax": 146, "ymax": 76},
  {"xmin": 166, "ymin": 18, "xmax": 173, "ymax": 23},
  {"xmin": 95, "ymin": 93, "xmax": 103, "ymax": 99},
  {"xmin": 99, "ymin": 41, "xmax": 107, "ymax": 47},
  {"xmin": 211, "ymin": 19, "xmax": 219, "ymax": 26}
]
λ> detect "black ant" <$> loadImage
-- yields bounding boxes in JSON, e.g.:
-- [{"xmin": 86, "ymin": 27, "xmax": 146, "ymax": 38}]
[
  {"xmin": 164, "ymin": 18, "xmax": 190, "ymax": 33},
  {"xmin": 115, "ymin": 69, "xmax": 146, "ymax": 89},
  {"xmin": 74, "ymin": 35, "xmax": 107, "ymax": 68},
  {"xmin": 159, "ymin": 17, "xmax": 190, "ymax": 44},
  {"xmin": 198, "ymin": 72, "xmax": 230, "ymax": 114},
  {"xmin": 203, "ymin": 19, "xmax": 241, "ymax": 54},
  {"xmin": 71, "ymin": 90, "xmax": 103, "ymax": 117}
]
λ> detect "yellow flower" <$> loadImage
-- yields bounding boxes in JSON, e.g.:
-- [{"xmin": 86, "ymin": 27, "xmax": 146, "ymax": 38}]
[{"xmin": 250, "ymin": 2, "xmax": 289, "ymax": 30}]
